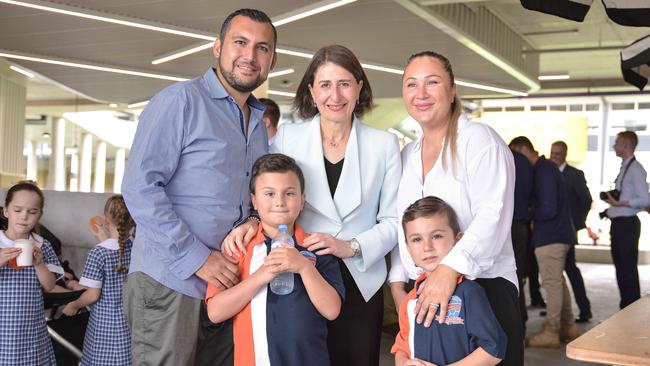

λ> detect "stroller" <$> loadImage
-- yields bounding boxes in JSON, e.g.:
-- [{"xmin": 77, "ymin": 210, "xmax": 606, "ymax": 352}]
[{"xmin": 44, "ymin": 290, "xmax": 89, "ymax": 366}]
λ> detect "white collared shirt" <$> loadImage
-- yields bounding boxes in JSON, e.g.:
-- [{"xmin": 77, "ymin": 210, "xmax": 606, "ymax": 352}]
[
  {"xmin": 388, "ymin": 115, "xmax": 518, "ymax": 288},
  {"xmin": 559, "ymin": 162, "xmax": 567, "ymax": 172},
  {"xmin": 607, "ymin": 155, "xmax": 650, "ymax": 218}
]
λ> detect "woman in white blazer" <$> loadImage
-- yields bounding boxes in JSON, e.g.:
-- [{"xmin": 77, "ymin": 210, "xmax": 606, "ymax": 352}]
[{"xmin": 274, "ymin": 45, "xmax": 400, "ymax": 365}]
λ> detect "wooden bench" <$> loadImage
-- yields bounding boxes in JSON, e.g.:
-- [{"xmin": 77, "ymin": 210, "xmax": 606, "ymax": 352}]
[{"xmin": 566, "ymin": 295, "xmax": 650, "ymax": 365}]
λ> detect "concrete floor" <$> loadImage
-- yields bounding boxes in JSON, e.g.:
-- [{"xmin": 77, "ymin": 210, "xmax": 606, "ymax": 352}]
[{"xmin": 379, "ymin": 263, "xmax": 650, "ymax": 366}]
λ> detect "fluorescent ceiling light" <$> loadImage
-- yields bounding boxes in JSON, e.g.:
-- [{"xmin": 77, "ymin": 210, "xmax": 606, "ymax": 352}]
[
  {"xmin": 268, "ymin": 90, "xmax": 296, "ymax": 97},
  {"xmin": 152, "ymin": 42, "xmax": 214, "ymax": 65},
  {"xmin": 360, "ymin": 63, "xmax": 403, "ymax": 75},
  {"xmin": 276, "ymin": 48, "xmax": 314, "ymax": 59},
  {"xmin": 272, "ymin": 0, "xmax": 358, "ymax": 26},
  {"xmin": 0, "ymin": 50, "xmax": 189, "ymax": 82},
  {"xmin": 0, "ymin": 0, "xmax": 214, "ymax": 41},
  {"xmin": 9, "ymin": 65, "xmax": 34, "ymax": 78},
  {"xmin": 109, "ymin": 103, "xmax": 118, "ymax": 108},
  {"xmin": 128, "ymin": 100, "xmax": 149, "ymax": 108},
  {"xmin": 268, "ymin": 68, "xmax": 295, "ymax": 78},
  {"xmin": 538, "ymin": 74, "xmax": 570, "ymax": 81},
  {"xmin": 455, "ymin": 80, "xmax": 528, "ymax": 97}
]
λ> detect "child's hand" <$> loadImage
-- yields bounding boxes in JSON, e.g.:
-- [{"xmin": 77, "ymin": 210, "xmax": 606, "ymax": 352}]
[
  {"xmin": 62, "ymin": 302, "xmax": 79, "ymax": 316},
  {"xmin": 264, "ymin": 245, "xmax": 308, "ymax": 274},
  {"xmin": 89, "ymin": 216, "xmax": 110, "ymax": 242},
  {"xmin": 0, "ymin": 247, "xmax": 21, "ymax": 267},
  {"xmin": 32, "ymin": 246, "xmax": 44, "ymax": 266}
]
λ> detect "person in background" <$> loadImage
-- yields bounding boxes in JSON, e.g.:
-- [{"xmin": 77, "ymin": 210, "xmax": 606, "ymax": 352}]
[
  {"xmin": 549, "ymin": 140, "xmax": 593, "ymax": 323},
  {"xmin": 510, "ymin": 137, "xmax": 578, "ymax": 348},
  {"xmin": 510, "ymin": 149, "xmax": 533, "ymax": 332},
  {"xmin": 0, "ymin": 181, "xmax": 63, "ymax": 365},
  {"xmin": 63, "ymin": 195, "xmax": 135, "ymax": 366},
  {"xmin": 602, "ymin": 131, "xmax": 650, "ymax": 309},
  {"xmin": 260, "ymin": 97, "xmax": 280, "ymax": 145},
  {"xmin": 120, "ymin": 8, "xmax": 276, "ymax": 366}
]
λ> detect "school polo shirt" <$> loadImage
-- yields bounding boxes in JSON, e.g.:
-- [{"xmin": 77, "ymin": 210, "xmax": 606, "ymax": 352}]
[
  {"xmin": 206, "ymin": 224, "xmax": 344, "ymax": 366},
  {"xmin": 391, "ymin": 274, "xmax": 506, "ymax": 364}
]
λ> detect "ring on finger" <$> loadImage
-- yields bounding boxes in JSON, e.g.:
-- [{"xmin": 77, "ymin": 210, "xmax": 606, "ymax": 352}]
[{"xmin": 428, "ymin": 302, "xmax": 439, "ymax": 309}]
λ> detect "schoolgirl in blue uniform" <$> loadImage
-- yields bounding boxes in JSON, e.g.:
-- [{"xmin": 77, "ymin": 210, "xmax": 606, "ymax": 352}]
[
  {"xmin": 392, "ymin": 197, "xmax": 506, "ymax": 366},
  {"xmin": 63, "ymin": 195, "xmax": 135, "ymax": 366},
  {"xmin": 0, "ymin": 181, "xmax": 63, "ymax": 366}
]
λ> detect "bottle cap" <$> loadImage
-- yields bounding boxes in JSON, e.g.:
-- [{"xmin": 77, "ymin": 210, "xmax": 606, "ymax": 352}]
[{"xmin": 278, "ymin": 224, "xmax": 288, "ymax": 232}]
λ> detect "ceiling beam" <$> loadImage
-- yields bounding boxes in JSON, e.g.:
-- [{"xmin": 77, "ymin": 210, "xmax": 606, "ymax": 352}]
[{"xmin": 393, "ymin": 0, "xmax": 540, "ymax": 91}]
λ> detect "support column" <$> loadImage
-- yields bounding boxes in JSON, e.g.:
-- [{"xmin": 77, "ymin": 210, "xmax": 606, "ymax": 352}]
[
  {"xmin": 26, "ymin": 140, "xmax": 37, "ymax": 182},
  {"xmin": 113, "ymin": 148, "xmax": 126, "ymax": 194},
  {"xmin": 79, "ymin": 133, "xmax": 93, "ymax": 192},
  {"xmin": 47, "ymin": 117, "xmax": 67, "ymax": 191},
  {"xmin": 69, "ymin": 152, "xmax": 79, "ymax": 192},
  {"xmin": 93, "ymin": 141, "xmax": 106, "ymax": 193}
]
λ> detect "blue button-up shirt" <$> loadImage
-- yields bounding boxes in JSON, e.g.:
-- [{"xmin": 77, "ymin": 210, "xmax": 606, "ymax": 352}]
[
  {"xmin": 122, "ymin": 68, "xmax": 268, "ymax": 298},
  {"xmin": 608, "ymin": 155, "xmax": 650, "ymax": 218}
]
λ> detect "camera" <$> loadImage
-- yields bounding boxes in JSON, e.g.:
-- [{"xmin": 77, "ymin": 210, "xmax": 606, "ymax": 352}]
[
  {"xmin": 600, "ymin": 189, "xmax": 620, "ymax": 201},
  {"xmin": 599, "ymin": 210, "xmax": 609, "ymax": 219}
]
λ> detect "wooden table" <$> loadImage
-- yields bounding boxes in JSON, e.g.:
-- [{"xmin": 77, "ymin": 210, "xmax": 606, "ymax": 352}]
[{"xmin": 567, "ymin": 295, "xmax": 650, "ymax": 365}]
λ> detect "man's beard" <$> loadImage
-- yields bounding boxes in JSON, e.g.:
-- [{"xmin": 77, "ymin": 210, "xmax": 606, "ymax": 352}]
[{"xmin": 219, "ymin": 60, "xmax": 265, "ymax": 93}]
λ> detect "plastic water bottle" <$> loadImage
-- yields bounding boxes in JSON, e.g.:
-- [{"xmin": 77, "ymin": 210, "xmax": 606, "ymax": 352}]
[{"xmin": 270, "ymin": 224, "xmax": 295, "ymax": 295}]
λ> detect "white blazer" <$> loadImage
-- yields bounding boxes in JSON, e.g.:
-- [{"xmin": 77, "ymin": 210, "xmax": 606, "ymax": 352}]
[{"xmin": 271, "ymin": 115, "xmax": 401, "ymax": 301}]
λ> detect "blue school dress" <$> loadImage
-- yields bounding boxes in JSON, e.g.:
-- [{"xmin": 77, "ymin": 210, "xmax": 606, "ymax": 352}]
[
  {"xmin": 78, "ymin": 238, "xmax": 132, "ymax": 366},
  {"xmin": 0, "ymin": 231, "xmax": 64, "ymax": 366}
]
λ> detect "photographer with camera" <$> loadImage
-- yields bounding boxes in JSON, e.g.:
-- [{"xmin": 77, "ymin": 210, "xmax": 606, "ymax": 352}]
[{"xmin": 602, "ymin": 131, "xmax": 650, "ymax": 309}]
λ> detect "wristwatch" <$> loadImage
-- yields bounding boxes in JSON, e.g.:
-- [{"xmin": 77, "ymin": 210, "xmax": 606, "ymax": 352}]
[{"xmin": 349, "ymin": 238, "xmax": 362, "ymax": 257}]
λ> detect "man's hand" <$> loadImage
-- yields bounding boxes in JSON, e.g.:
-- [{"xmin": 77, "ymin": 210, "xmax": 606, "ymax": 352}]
[
  {"xmin": 195, "ymin": 251, "xmax": 240, "ymax": 290},
  {"xmin": 414, "ymin": 264, "xmax": 459, "ymax": 327},
  {"xmin": 221, "ymin": 220, "xmax": 259, "ymax": 259}
]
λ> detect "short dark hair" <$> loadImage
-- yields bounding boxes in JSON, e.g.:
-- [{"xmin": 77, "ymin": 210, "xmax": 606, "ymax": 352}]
[
  {"xmin": 5, "ymin": 180, "xmax": 44, "ymax": 211},
  {"xmin": 293, "ymin": 45, "xmax": 373, "ymax": 119},
  {"xmin": 552, "ymin": 140, "xmax": 568, "ymax": 152},
  {"xmin": 402, "ymin": 196, "xmax": 461, "ymax": 238},
  {"xmin": 509, "ymin": 136, "xmax": 535, "ymax": 151},
  {"xmin": 250, "ymin": 154, "xmax": 305, "ymax": 194},
  {"xmin": 259, "ymin": 98, "xmax": 280, "ymax": 129},
  {"xmin": 618, "ymin": 131, "xmax": 638, "ymax": 148},
  {"xmin": 219, "ymin": 9, "xmax": 277, "ymax": 51}
]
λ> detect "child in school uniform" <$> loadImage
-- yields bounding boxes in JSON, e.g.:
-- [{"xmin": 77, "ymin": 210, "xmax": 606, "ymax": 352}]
[
  {"xmin": 0, "ymin": 181, "xmax": 63, "ymax": 366},
  {"xmin": 63, "ymin": 195, "xmax": 135, "ymax": 366},
  {"xmin": 392, "ymin": 196, "xmax": 507, "ymax": 366},
  {"xmin": 207, "ymin": 153, "xmax": 344, "ymax": 366}
]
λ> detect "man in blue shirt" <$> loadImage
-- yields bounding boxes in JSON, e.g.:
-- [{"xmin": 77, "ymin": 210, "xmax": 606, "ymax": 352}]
[
  {"xmin": 121, "ymin": 8, "xmax": 277, "ymax": 366},
  {"xmin": 603, "ymin": 131, "xmax": 650, "ymax": 309},
  {"xmin": 510, "ymin": 136, "xmax": 578, "ymax": 349}
]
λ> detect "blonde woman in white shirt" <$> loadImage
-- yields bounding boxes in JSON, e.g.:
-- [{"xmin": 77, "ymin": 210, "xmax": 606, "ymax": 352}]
[{"xmin": 388, "ymin": 51, "xmax": 523, "ymax": 365}]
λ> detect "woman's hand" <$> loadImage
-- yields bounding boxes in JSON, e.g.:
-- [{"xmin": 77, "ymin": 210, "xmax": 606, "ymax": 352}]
[
  {"xmin": 303, "ymin": 232, "xmax": 354, "ymax": 258},
  {"xmin": 221, "ymin": 219, "xmax": 259, "ymax": 259},
  {"xmin": 0, "ymin": 247, "xmax": 21, "ymax": 268},
  {"xmin": 414, "ymin": 264, "xmax": 460, "ymax": 327}
]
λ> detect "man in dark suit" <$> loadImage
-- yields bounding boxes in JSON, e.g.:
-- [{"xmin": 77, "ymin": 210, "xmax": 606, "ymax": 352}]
[{"xmin": 550, "ymin": 141, "xmax": 593, "ymax": 322}]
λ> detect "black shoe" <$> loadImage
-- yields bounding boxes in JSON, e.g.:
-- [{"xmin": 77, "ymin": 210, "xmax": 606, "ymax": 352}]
[
  {"xmin": 539, "ymin": 310, "xmax": 547, "ymax": 316},
  {"xmin": 575, "ymin": 311, "xmax": 592, "ymax": 323}
]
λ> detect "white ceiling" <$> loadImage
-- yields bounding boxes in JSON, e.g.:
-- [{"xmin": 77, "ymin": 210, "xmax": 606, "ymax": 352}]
[{"xmin": 1, "ymin": 0, "xmax": 649, "ymax": 107}]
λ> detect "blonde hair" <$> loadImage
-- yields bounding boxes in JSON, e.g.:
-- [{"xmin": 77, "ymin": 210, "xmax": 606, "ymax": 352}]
[
  {"xmin": 104, "ymin": 195, "xmax": 135, "ymax": 272},
  {"xmin": 405, "ymin": 51, "xmax": 462, "ymax": 174}
]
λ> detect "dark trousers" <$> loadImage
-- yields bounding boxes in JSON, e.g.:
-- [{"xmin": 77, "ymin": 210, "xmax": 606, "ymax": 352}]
[
  {"xmin": 194, "ymin": 303, "xmax": 234, "ymax": 366},
  {"xmin": 475, "ymin": 278, "xmax": 524, "ymax": 366},
  {"xmin": 328, "ymin": 261, "xmax": 383, "ymax": 366},
  {"xmin": 511, "ymin": 219, "xmax": 530, "ymax": 329},
  {"xmin": 528, "ymin": 242, "xmax": 544, "ymax": 305},
  {"xmin": 564, "ymin": 244, "xmax": 591, "ymax": 315},
  {"xmin": 610, "ymin": 216, "xmax": 641, "ymax": 309}
]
